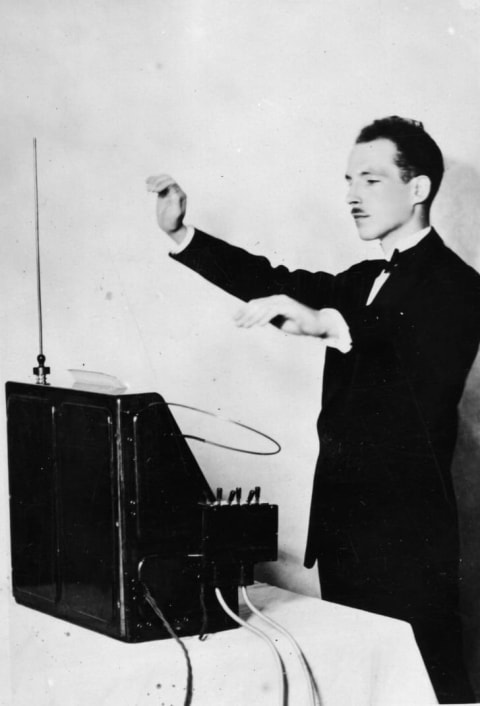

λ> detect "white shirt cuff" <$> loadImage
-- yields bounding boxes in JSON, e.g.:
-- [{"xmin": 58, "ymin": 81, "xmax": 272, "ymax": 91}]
[
  {"xmin": 326, "ymin": 331, "xmax": 352, "ymax": 354},
  {"xmin": 321, "ymin": 309, "xmax": 352, "ymax": 353},
  {"xmin": 169, "ymin": 225, "xmax": 195, "ymax": 254}
]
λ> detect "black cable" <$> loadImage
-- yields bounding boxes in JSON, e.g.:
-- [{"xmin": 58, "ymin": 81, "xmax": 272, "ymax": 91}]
[
  {"xmin": 141, "ymin": 582, "xmax": 193, "ymax": 706},
  {"xmin": 198, "ymin": 581, "xmax": 209, "ymax": 641}
]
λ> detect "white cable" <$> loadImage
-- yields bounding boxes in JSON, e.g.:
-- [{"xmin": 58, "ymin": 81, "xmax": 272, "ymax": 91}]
[
  {"xmin": 241, "ymin": 586, "xmax": 319, "ymax": 706},
  {"xmin": 215, "ymin": 587, "xmax": 287, "ymax": 706}
]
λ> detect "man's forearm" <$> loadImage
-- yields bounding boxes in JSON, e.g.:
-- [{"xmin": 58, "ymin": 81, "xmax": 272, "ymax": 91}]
[{"xmin": 171, "ymin": 228, "xmax": 336, "ymax": 308}]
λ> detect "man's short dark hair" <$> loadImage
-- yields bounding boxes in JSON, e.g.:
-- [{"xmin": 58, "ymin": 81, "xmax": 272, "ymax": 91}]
[{"xmin": 356, "ymin": 116, "xmax": 444, "ymax": 206}]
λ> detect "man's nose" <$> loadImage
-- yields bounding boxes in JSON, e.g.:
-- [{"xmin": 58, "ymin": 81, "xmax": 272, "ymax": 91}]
[{"xmin": 346, "ymin": 182, "xmax": 361, "ymax": 204}]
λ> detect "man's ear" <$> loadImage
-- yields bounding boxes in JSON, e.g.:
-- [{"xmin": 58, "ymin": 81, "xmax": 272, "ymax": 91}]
[{"xmin": 411, "ymin": 175, "xmax": 432, "ymax": 205}]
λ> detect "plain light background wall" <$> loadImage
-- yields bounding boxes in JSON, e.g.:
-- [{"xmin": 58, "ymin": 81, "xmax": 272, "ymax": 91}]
[{"xmin": 2, "ymin": 0, "xmax": 480, "ymax": 694}]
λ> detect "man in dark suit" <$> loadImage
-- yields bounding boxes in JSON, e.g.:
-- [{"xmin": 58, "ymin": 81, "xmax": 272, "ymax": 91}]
[{"xmin": 147, "ymin": 116, "xmax": 480, "ymax": 703}]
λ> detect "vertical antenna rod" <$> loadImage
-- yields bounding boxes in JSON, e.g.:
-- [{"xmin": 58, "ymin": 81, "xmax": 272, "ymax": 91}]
[{"xmin": 32, "ymin": 138, "xmax": 50, "ymax": 384}]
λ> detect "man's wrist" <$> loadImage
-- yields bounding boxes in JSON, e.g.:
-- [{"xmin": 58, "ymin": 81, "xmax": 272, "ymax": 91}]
[
  {"xmin": 316, "ymin": 308, "xmax": 352, "ymax": 353},
  {"xmin": 169, "ymin": 225, "xmax": 195, "ymax": 254}
]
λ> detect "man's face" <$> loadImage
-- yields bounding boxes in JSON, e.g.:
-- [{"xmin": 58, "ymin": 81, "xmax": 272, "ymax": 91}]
[{"xmin": 345, "ymin": 138, "xmax": 417, "ymax": 243}]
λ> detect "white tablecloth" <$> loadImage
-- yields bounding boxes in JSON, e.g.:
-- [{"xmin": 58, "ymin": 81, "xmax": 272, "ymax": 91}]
[{"xmin": 3, "ymin": 582, "xmax": 437, "ymax": 706}]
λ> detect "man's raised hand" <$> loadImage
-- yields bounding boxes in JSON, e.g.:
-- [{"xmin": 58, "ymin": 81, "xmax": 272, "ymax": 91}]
[{"xmin": 146, "ymin": 174, "xmax": 187, "ymax": 243}]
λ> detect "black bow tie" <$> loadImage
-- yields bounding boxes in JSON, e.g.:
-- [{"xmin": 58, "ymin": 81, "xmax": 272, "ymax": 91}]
[{"xmin": 380, "ymin": 249, "xmax": 401, "ymax": 273}]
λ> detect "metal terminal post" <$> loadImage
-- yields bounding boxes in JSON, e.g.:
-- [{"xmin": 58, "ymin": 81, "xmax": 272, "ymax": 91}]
[
  {"xmin": 246, "ymin": 489, "xmax": 256, "ymax": 505},
  {"xmin": 33, "ymin": 354, "xmax": 50, "ymax": 385}
]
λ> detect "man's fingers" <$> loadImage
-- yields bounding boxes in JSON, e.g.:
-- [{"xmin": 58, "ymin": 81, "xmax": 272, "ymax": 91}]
[
  {"xmin": 234, "ymin": 296, "xmax": 290, "ymax": 327},
  {"xmin": 146, "ymin": 174, "xmax": 175, "ymax": 189},
  {"xmin": 234, "ymin": 301, "xmax": 279, "ymax": 328},
  {"xmin": 235, "ymin": 307, "xmax": 262, "ymax": 327},
  {"xmin": 146, "ymin": 174, "xmax": 178, "ymax": 193}
]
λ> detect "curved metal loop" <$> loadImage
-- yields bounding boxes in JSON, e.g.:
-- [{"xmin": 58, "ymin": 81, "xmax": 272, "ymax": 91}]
[{"xmin": 166, "ymin": 402, "xmax": 281, "ymax": 456}]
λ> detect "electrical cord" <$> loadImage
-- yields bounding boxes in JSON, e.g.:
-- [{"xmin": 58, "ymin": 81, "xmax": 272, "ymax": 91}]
[
  {"xmin": 198, "ymin": 581, "xmax": 209, "ymax": 641},
  {"xmin": 215, "ymin": 587, "xmax": 287, "ymax": 706},
  {"xmin": 141, "ymin": 582, "xmax": 193, "ymax": 706},
  {"xmin": 241, "ymin": 586, "xmax": 320, "ymax": 706}
]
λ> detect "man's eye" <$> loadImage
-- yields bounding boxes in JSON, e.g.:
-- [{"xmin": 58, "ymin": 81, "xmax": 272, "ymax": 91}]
[{"xmin": 367, "ymin": 179, "xmax": 380, "ymax": 184}]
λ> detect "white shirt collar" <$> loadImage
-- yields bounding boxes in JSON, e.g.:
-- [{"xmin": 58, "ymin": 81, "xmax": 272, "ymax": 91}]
[
  {"xmin": 366, "ymin": 227, "xmax": 432, "ymax": 306},
  {"xmin": 386, "ymin": 226, "xmax": 431, "ymax": 259}
]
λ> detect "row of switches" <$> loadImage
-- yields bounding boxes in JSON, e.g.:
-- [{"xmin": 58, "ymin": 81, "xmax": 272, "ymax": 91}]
[{"xmin": 214, "ymin": 486, "xmax": 261, "ymax": 505}]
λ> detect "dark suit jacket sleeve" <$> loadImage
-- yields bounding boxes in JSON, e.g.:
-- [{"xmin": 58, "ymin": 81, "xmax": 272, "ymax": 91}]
[{"xmin": 171, "ymin": 229, "xmax": 336, "ymax": 308}]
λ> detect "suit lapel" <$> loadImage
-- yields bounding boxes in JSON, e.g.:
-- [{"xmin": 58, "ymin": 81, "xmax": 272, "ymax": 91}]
[{"xmin": 367, "ymin": 230, "xmax": 444, "ymax": 308}]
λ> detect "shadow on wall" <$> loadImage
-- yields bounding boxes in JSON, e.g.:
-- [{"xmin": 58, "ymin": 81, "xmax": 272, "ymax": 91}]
[
  {"xmin": 454, "ymin": 354, "xmax": 480, "ymax": 696},
  {"xmin": 441, "ymin": 160, "xmax": 480, "ymax": 696}
]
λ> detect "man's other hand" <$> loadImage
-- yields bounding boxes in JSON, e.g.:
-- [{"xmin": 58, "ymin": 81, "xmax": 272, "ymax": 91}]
[
  {"xmin": 234, "ymin": 295, "xmax": 352, "ymax": 352},
  {"xmin": 146, "ymin": 174, "xmax": 187, "ymax": 244}
]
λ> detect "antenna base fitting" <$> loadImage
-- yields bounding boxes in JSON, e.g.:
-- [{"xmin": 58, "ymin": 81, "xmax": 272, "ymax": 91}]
[{"xmin": 33, "ymin": 354, "xmax": 50, "ymax": 385}]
